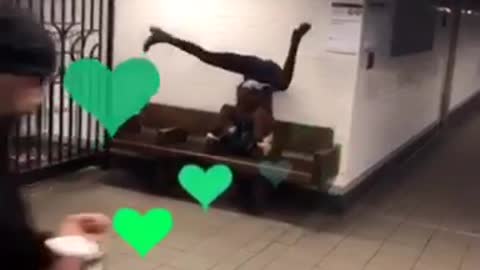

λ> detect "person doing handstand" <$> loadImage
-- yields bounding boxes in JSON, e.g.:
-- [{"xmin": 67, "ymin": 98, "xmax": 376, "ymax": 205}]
[{"xmin": 143, "ymin": 23, "xmax": 311, "ymax": 157}]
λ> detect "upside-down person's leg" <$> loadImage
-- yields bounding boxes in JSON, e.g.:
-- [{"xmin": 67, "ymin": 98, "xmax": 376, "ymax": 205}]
[
  {"xmin": 245, "ymin": 108, "xmax": 274, "ymax": 214},
  {"xmin": 277, "ymin": 23, "xmax": 312, "ymax": 91},
  {"xmin": 205, "ymin": 104, "xmax": 236, "ymax": 154},
  {"xmin": 144, "ymin": 24, "xmax": 311, "ymax": 90},
  {"xmin": 210, "ymin": 104, "xmax": 236, "ymax": 138},
  {"xmin": 251, "ymin": 107, "xmax": 274, "ymax": 157},
  {"xmin": 144, "ymin": 26, "xmax": 267, "ymax": 79}
]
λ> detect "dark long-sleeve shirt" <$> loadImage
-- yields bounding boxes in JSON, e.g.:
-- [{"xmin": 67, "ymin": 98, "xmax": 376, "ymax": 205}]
[{"xmin": 0, "ymin": 121, "xmax": 54, "ymax": 269}]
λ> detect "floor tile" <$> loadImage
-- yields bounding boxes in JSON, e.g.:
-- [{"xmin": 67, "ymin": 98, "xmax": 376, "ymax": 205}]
[
  {"xmin": 143, "ymin": 247, "xmax": 185, "ymax": 265},
  {"xmin": 365, "ymin": 242, "xmax": 422, "ymax": 270},
  {"xmin": 276, "ymin": 226, "xmax": 304, "ymax": 245},
  {"xmin": 414, "ymin": 240, "xmax": 467, "ymax": 270},
  {"xmin": 155, "ymin": 266, "xmax": 179, "ymax": 270},
  {"xmin": 169, "ymin": 252, "xmax": 218, "ymax": 270},
  {"xmin": 461, "ymin": 245, "xmax": 480, "ymax": 270},
  {"xmin": 387, "ymin": 222, "xmax": 435, "ymax": 249},
  {"xmin": 237, "ymin": 243, "xmax": 289, "ymax": 270},
  {"xmin": 428, "ymin": 230, "xmax": 471, "ymax": 250},
  {"xmin": 26, "ymin": 161, "xmax": 480, "ymax": 270},
  {"xmin": 211, "ymin": 249, "xmax": 255, "ymax": 270},
  {"xmin": 325, "ymin": 236, "xmax": 382, "ymax": 264},
  {"xmin": 317, "ymin": 256, "xmax": 366, "ymax": 270},
  {"xmin": 293, "ymin": 231, "xmax": 344, "ymax": 258},
  {"xmin": 264, "ymin": 258, "xmax": 314, "ymax": 270},
  {"xmin": 106, "ymin": 256, "xmax": 160, "ymax": 270},
  {"xmin": 349, "ymin": 214, "xmax": 401, "ymax": 241}
]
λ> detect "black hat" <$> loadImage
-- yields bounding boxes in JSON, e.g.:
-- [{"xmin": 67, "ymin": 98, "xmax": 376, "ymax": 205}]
[{"xmin": 0, "ymin": 6, "xmax": 57, "ymax": 79}]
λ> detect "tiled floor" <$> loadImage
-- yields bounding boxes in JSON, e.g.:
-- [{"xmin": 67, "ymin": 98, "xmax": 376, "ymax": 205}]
[{"xmin": 24, "ymin": 109, "xmax": 480, "ymax": 269}]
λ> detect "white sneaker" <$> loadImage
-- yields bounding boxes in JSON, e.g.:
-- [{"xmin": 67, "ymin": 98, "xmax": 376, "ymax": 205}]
[
  {"xmin": 257, "ymin": 133, "xmax": 274, "ymax": 155},
  {"xmin": 206, "ymin": 133, "xmax": 220, "ymax": 141}
]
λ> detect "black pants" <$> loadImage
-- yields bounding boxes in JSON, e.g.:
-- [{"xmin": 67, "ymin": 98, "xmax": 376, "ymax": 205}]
[
  {"xmin": 147, "ymin": 26, "xmax": 306, "ymax": 90},
  {"xmin": 208, "ymin": 53, "xmax": 284, "ymax": 90},
  {"xmin": 168, "ymin": 37, "xmax": 285, "ymax": 89}
]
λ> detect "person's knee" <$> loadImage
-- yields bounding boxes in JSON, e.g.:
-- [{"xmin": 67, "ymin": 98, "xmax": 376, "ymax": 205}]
[
  {"xmin": 253, "ymin": 108, "xmax": 274, "ymax": 156},
  {"xmin": 277, "ymin": 80, "xmax": 289, "ymax": 91},
  {"xmin": 220, "ymin": 104, "xmax": 235, "ymax": 115},
  {"xmin": 219, "ymin": 104, "xmax": 236, "ymax": 124},
  {"xmin": 267, "ymin": 63, "xmax": 287, "ymax": 90},
  {"xmin": 210, "ymin": 104, "xmax": 235, "ymax": 136},
  {"xmin": 274, "ymin": 73, "xmax": 289, "ymax": 91},
  {"xmin": 253, "ymin": 108, "xmax": 272, "ymax": 122},
  {"xmin": 253, "ymin": 109, "xmax": 273, "ymax": 136}
]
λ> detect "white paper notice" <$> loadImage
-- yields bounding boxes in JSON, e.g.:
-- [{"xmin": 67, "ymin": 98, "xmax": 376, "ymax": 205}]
[{"xmin": 327, "ymin": 2, "xmax": 364, "ymax": 55}]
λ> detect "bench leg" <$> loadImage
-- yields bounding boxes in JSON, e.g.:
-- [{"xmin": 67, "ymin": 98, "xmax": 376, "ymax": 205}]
[
  {"xmin": 150, "ymin": 160, "xmax": 178, "ymax": 194},
  {"xmin": 240, "ymin": 176, "xmax": 271, "ymax": 215},
  {"xmin": 100, "ymin": 152, "xmax": 111, "ymax": 170}
]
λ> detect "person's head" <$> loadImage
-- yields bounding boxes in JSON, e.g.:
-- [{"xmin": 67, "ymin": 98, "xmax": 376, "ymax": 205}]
[{"xmin": 0, "ymin": 6, "xmax": 56, "ymax": 117}]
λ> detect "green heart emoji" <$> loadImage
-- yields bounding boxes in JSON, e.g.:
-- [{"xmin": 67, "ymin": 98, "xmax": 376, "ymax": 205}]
[
  {"xmin": 178, "ymin": 164, "xmax": 233, "ymax": 211},
  {"xmin": 259, "ymin": 160, "xmax": 292, "ymax": 188},
  {"xmin": 113, "ymin": 208, "xmax": 174, "ymax": 258},
  {"xmin": 64, "ymin": 58, "xmax": 160, "ymax": 137}
]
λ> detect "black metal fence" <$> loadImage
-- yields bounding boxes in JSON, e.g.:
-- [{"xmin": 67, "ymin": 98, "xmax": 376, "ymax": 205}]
[{"xmin": 8, "ymin": 0, "xmax": 114, "ymax": 178}]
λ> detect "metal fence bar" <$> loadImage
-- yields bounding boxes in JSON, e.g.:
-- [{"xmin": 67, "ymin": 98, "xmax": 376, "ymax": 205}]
[
  {"xmin": 78, "ymin": 0, "xmax": 87, "ymax": 156},
  {"xmin": 47, "ymin": 0, "xmax": 56, "ymax": 164},
  {"xmin": 67, "ymin": 0, "xmax": 76, "ymax": 159},
  {"xmin": 12, "ymin": 0, "xmax": 22, "ymax": 173},
  {"xmin": 36, "ymin": 0, "xmax": 46, "ymax": 168},
  {"xmin": 103, "ymin": 0, "xmax": 115, "ymax": 157},
  {"xmin": 24, "ymin": 0, "xmax": 34, "ymax": 171},
  {"xmin": 85, "ymin": 0, "xmax": 95, "ymax": 154},
  {"xmin": 7, "ymin": 0, "xmax": 111, "ymax": 177},
  {"xmin": 56, "ymin": 0, "xmax": 65, "ymax": 162},
  {"xmin": 94, "ymin": 0, "xmax": 104, "ymax": 153},
  {"xmin": 14, "ymin": 120, "xmax": 20, "ymax": 172}
]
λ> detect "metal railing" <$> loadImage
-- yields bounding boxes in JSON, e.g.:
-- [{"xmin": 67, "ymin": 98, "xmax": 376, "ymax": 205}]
[{"xmin": 8, "ymin": 0, "xmax": 114, "ymax": 179}]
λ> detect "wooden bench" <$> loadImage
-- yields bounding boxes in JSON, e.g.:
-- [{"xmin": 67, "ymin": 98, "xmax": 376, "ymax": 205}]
[{"xmin": 109, "ymin": 103, "xmax": 341, "ymax": 191}]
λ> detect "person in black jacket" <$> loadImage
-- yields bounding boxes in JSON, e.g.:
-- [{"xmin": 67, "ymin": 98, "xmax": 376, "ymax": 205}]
[{"xmin": 0, "ymin": 6, "xmax": 110, "ymax": 270}]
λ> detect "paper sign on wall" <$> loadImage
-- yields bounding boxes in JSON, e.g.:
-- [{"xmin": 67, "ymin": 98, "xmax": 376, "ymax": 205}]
[{"xmin": 327, "ymin": 1, "xmax": 364, "ymax": 55}]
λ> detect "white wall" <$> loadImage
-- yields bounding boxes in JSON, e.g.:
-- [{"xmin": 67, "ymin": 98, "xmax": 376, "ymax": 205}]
[
  {"xmin": 114, "ymin": 0, "xmax": 480, "ymax": 192},
  {"xmin": 336, "ymin": 0, "xmax": 451, "ymax": 192},
  {"xmin": 336, "ymin": 3, "xmax": 480, "ymax": 193},
  {"xmin": 449, "ymin": 13, "xmax": 480, "ymax": 111},
  {"xmin": 114, "ymin": 0, "xmax": 362, "ymax": 176}
]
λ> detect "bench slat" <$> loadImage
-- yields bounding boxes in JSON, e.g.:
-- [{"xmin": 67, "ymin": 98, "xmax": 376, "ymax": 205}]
[{"xmin": 112, "ymin": 138, "xmax": 313, "ymax": 185}]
